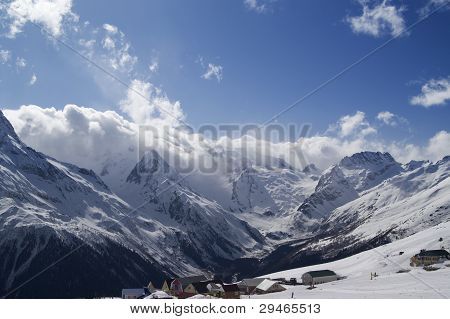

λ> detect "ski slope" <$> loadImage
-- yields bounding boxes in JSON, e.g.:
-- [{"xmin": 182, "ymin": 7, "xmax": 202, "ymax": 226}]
[{"xmin": 253, "ymin": 221, "xmax": 450, "ymax": 299}]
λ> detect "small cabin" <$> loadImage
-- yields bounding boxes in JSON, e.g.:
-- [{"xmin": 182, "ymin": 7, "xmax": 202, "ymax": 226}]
[
  {"xmin": 170, "ymin": 275, "xmax": 208, "ymax": 298},
  {"xmin": 184, "ymin": 280, "xmax": 224, "ymax": 297},
  {"xmin": 410, "ymin": 249, "xmax": 450, "ymax": 267},
  {"xmin": 301, "ymin": 270, "xmax": 338, "ymax": 285},
  {"xmin": 237, "ymin": 278, "xmax": 266, "ymax": 294},
  {"xmin": 254, "ymin": 279, "xmax": 286, "ymax": 294},
  {"xmin": 161, "ymin": 278, "xmax": 175, "ymax": 293},
  {"xmin": 184, "ymin": 282, "xmax": 209, "ymax": 295},
  {"xmin": 147, "ymin": 281, "xmax": 156, "ymax": 293}
]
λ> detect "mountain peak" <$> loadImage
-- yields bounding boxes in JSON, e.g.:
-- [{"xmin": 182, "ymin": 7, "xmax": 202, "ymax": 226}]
[
  {"xmin": 437, "ymin": 155, "xmax": 450, "ymax": 165},
  {"xmin": 126, "ymin": 150, "xmax": 176, "ymax": 184},
  {"xmin": 0, "ymin": 110, "xmax": 20, "ymax": 142},
  {"xmin": 340, "ymin": 151, "xmax": 396, "ymax": 168}
]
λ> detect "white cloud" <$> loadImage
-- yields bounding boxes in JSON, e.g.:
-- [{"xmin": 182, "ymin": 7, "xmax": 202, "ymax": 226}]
[
  {"xmin": 101, "ymin": 24, "xmax": 120, "ymax": 50},
  {"xmin": 347, "ymin": 0, "xmax": 406, "ymax": 37},
  {"xmin": 101, "ymin": 29, "xmax": 137, "ymax": 73},
  {"xmin": 119, "ymin": 79, "xmax": 185, "ymax": 126},
  {"xmin": 425, "ymin": 130, "xmax": 450, "ymax": 160},
  {"xmin": 377, "ymin": 111, "xmax": 395, "ymax": 125},
  {"xmin": 3, "ymin": 0, "xmax": 77, "ymax": 38},
  {"xmin": 244, "ymin": 0, "xmax": 267, "ymax": 13},
  {"xmin": 0, "ymin": 49, "xmax": 11, "ymax": 63},
  {"xmin": 410, "ymin": 77, "xmax": 450, "ymax": 107},
  {"xmin": 148, "ymin": 58, "xmax": 159, "ymax": 73},
  {"xmin": 76, "ymin": 23, "xmax": 138, "ymax": 77},
  {"xmin": 102, "ymin": 36, "xmax": 115, "ymax": 50},
  {"xmin": 335, "ymin": 111, "xmax": 376, "ymax": 137},
  {"xmin": 78, "ymin": 38, "xmax": 96, "ymax": 49},
  {"xmin": 16, "ymin": 57, "xmax": 26, "ymax": 68},
  {"xmin": 387, "ymin": 130, "xmax": 450, "ymax": 163},
  {"xmin": 103, "ymin": 23, "xmax": 118, "ymax": 34},
  {"xmin": 29, "ymin": 73, "xmax": 37, "ymax": 85},
  {"xmin": 427, "ymin": 0, "xmax": 450, "ymax": 4},
  {"xmin": 420, "ymin": 0, "xmax": 450, "ymax": 15},
  {"xmin": 202, "ymin": 63, "xmax": 223, "ymax": 82},
  {"xmin": 3, "ymin": 105, "xmax": 138, "ymax": 183},
  {"xmin": 376, "ymin": 110, "xmax": 409, "ymax": 127}
]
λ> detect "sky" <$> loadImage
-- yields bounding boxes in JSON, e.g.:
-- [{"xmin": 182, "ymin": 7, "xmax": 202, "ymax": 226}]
[{"xmin": 0, "ymin": 0, "xmax": 449, "ymax": 170}]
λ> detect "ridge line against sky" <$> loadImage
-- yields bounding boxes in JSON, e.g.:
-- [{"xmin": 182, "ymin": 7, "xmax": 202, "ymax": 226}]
[{"xmin": 0, "ymin": 0, "xmax": 449, "ymax": 170}]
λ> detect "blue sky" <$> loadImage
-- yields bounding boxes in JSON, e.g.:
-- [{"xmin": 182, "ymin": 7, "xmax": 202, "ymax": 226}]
[{"xmin": 0, "ymin": 0, "xmax": 449, "ymax": 158}]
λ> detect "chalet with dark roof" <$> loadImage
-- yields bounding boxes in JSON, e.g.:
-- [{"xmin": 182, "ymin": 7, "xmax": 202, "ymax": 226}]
[
  {"xmin": 410, "ymin": 249, "xmax": 450, "ymax": 267},
  {"xmin": 222, "ymin": 284, "xmax": 240, "ymax": 299}
]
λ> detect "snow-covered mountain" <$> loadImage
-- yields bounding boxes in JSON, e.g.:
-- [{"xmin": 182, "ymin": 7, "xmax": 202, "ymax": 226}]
[
  {"xmin": 1, "ymin": 109, "xmax": 449, "ymax": 298},
  {"xmin": 294, "ymin": 152, "xmax": 403, "ymax": 231},
  {"xmin": 229, "ymin": 164, "xmax": 318, "ymax": 239},
  {"xmin": 254, "ymin": 153, "xmax": 449, "ymax": 276},
  {"xmin": 115, "ymin": 150, "xmax": 267, "ymax": 267},
  {"xmin": 0, "ymin": 111, "xmax": 176, "ymax": 298},
  {"xmin": 322, "ymin": 156, "xmax": 450, "ymax": 243},
  {"xmin": 0, "ymin": 110, "xmax": 274, "ymax": 298}
]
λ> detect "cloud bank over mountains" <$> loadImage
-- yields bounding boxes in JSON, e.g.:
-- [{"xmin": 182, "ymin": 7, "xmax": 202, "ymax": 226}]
[{"xmin": 4, "ymin": 102, "xmax": 449, "ymax": 178}]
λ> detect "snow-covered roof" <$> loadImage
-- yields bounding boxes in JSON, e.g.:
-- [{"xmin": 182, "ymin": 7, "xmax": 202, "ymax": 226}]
[
  {"xmin": 145, "ymin": 291, "xmax": 173, "ymax": 299},
  {"xmin": 241, "ymin": 278, "xmax": 266, "ymax": 287},
  {"xmin": 207, "ymin": 283, "xmax": 224, "ymax": 292},
  {"xmin": 187, "ymin": 294, "xmax": 218, "ymax": 299},
  {"xmin": 255, "ymin": 279, "xmax": 278, "ymax": 291}
]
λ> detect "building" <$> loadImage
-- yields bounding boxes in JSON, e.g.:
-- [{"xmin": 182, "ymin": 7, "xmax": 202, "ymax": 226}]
[
  {"xmin": 184, "ymin": 281, "xmax": 209, "ymax": 295},
  {"xmin": 301, "ymin": 270, "xmax": 337, "ymax": 285},
  {"xmin": 147, "ymin": 281, "xmax": 156, "ymax": 293},
  {"xmin": 184, "ymin": 280, "xmax": 224, "ymax": 297},
  {"xmin": 206, "ymin": 282, "xmax": 225, "ymax": 298},
  {"xmin": 410, "ymin": 249, "xmax": 450, "ymax": 266},
  {"xmin": 121, "ymin": 288, "xmax": 148, "ymax": 299},
  {"xmin": 222, "ymin": 284, "xmax": 240, "ymax": 299},
  {"xmin": 170, "ymin": 275, "xmax": 209, "ymax": 297},
  {"xmin": 161, "ymin": 278, "xmax": 175, "ymax": 293},
  {"xmin": 254, "ymin": 279, "xmax": 286, "ymax": 294},
  {"xmin": 237, "ymin": 278, "xmax": 266, "ymax": 294}
]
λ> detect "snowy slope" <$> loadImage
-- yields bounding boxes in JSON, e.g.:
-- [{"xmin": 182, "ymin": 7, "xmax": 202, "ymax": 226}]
[{"xmin": 255, "ymin": 221, "xmax": 450, "ymax": 298}]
